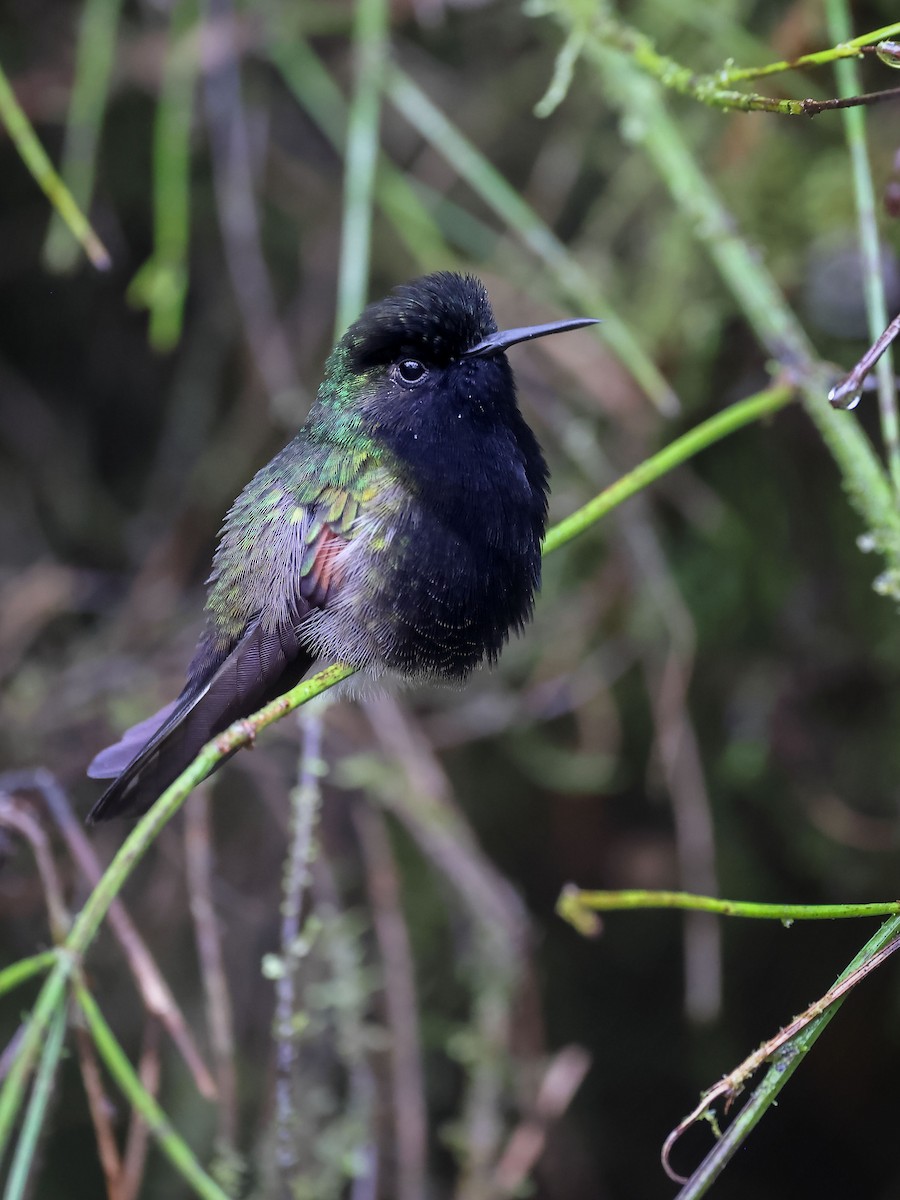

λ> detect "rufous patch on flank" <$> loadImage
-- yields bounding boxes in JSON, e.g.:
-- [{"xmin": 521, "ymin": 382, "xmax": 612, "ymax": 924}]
[{"xmin": 303, "ymin": 526, "xmax": 348, "ymax": 606}]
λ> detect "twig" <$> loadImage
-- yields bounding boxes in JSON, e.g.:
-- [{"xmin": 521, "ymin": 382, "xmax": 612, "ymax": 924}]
[
  {"xmin": 663, "ymin": 929, "xmax": 900, "ymax": 1188},
  {"xmin": 121, "ymin": 1018, "xmax": 161, "ymax": 1200},
  {"xmin": 829, "ymin": 311, "xmax": 900, "ymax": 410},
  {"xmin": 826, "ymin": 0, "xmax": 900, "ymax": 494},
  {"xmin": 9, "ymin": 769, "xmax": 217, "ymax": 1100},
  {"xmin": 491, "ymin": 1045, "xmax": 591, "ymax": 1195},
  {"xmin": 74, "ymin": 981, "xmax": 231, "ymax": 1200},
  {"xmin": 335, "ymin": 0, "xmax": 389, "ymax": 335},
  {"xmin": 361, "ymin": 697, "xmax": 526, "ymax": 1199},
  {"xmin": 201, "ymin": 0, "xmax": 303, "ymax": 411},
  {"xmin": 575, "ymin": 30, "xmax": 900, "ymax": 588},
  {"xmin": 557, "ymin": 886, "xmax": 900, "ymax": 929},
  {"xmin": 0, "ymin": 61, "xmax": 111, "ymax": 269},
  {"xmin": 3, "ymin": 1001, "xmax": 67, "ymax": 1200},
  {"xmin": 42, "ymin": 0, "xmax": 123, "ymax": 272},
  {"xmin": 625, "ymin": 509, "xmax": 721, "ymax": 1023},
  {"xmin": 0, "ymin": 954, "xmax": 58, "ymax": 1001},
  {"xmin": 558, "ymin": 13, "xmax": 900, "ymax": 115},
  {"xmin": 0, "ymin": 797, "xmax": 70, "ymax": 943},
  {"xmin": 353, "ymin": 803, "xmax": 427, "ymax": 1200},
  {"xmin": 74, "ymin": 1014, "xmax": 125, "ymax": 1200},
  {"xmin": 184, "ymin": 787, "xmax": 239, "ymax": 1147},
  {"xmin": 0, "ymin": 664, "xmax": 351, "ymax": 1172},
  {"xmin": 127, "ymin": 0, "xmax": 198, "ymax": 350},
  {"xmin": 542, "ymin": 382, "xmax": 796, "ymax": 554},
  {"xmin": 274, "ymin": 705, "xmax": 326, "ymax": 1186}
]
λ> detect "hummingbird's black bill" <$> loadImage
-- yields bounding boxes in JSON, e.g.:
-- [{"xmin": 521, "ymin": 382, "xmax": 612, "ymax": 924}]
[{"xmin": 462, "ymin": 317, "xmax": 599, "ymax": 360}]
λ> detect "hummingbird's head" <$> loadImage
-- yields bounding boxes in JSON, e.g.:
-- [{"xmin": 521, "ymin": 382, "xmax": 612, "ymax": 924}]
[{"xmin": 315, "ymin": 272, "xmax": 597, "ymax": 452}]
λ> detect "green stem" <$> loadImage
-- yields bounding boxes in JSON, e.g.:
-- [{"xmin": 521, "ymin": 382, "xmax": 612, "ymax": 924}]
[
  {"xmin": 42, "ymin": 0, "xmax": 123, "ymax": 271},
  {"xmin": 563, "ymin": 11, "xmax": 900, "ymax": 112},
  {"xmin": 2, "ymin": 1002, "xmax": 67, "ymax": 1200},
  {"xmin": 0, "ymin": 952, "xmax": 57, "ymax": 999},
  {"xmin": 127, "ymin": 0, "xmax": 198, "ymax": 350},
  {"xmin": 0, "ymin": 975, "xmax": 68, "ymax": 1174},
  {"xmin": 558, "ymin": 886, "xmax": 900, "ymax": 938},
  {"xmin": 0, "ymin": 663, "xmax": 352, "ymax": 1171},
  {"xmin": 0, "ymin": 62, "xmax": 110, "ymax": 269},
  {"xmin": 719, "ymin": 21, "xmax": 900, "ymax": 82},
  {"xmin": 826, "ymin": 0, "xmax": 900, "ymax": 499},
  {"xmin": 266, "ymin": 36, "xmax": 450, "ymax": 273},
  {"xmin": 543, "ymin": 381, "xmax": 795, "ymax": 555},
  {"xmin": 578, "ymin": 37, "xmax": 900, "ymax": 574},
  {"xmin": 335, "ymin": 0, "xmax": 389, "ymax": 336},
  {"xmin": 674, "ymin": 916, "xmax": 900, "ymax": 1199},
  {"xmin": 74, "ymin": 982, "xmax": 230, "ymax": 1200}
]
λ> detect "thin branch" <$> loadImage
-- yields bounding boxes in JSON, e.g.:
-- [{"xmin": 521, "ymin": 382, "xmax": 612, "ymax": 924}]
[
  {"xmin": 829, "ymin": 310, "xmax": 900, "ymax": 412},
  {"xmin": 74, "ymin": 982, "xmax": 230, "ymax": 1200},
  {"xmin": 0, "ymin": 798, "xmax": 69, "ymax": 943},
  {"xmin": 491, "ymin": 1045, "xmax": 591, "ymax": 1195},
  {"xmin": 42, "ymin": 0, "xmax": 123, "ymax": 271},
  {"xmin": 74, "ymin": 1016, "xmax": 125, "ymax": 1200},
  {"xmin": 10, "ymin": 769, "xmax": 217, "ymax": 1100},
  {"xmin": 354, "ymin": 803, "xmax": 427, "ymax": 1200},
  {"xmin": 201, "ymin": 0, "xmax": 304, "ymax": 410},
  {"xmin": 184, "ymin": 788, "xmax": 239, "ymax": 1148},
  {"xmin": 573, "ymin": 30, "xmax": 900, "ymax": 584},
  {"xmin": 0, "ymin": 61, "xmax": 111, "ymax": 269},
  {"xmin": 557, "ymin": 886, "xmax": 900, "ymax": 930},
  {"xmin": 552, "ymin": 12, "xmax": 900, "ymax": 114},
  {"xmin": 543, "ymin": 381, "xmax": 796, "ymax": 555},
  {"xmin": 127, "ymin": 0, "xmax": 198, "ymax": 350},
  {"xmin": 826, "ymin": 0, "xmax": 900, "ymax": 495},
  {"xmin": 3, "ymin": 1001, "xmax": 67, "ymax": 1200},
  {"xmin": 665, "ymin": 926, "xmax": 900, "ymax": 1191},
  {"xmin": 274, "ymin": 705, "xmax": 326, "ymax": 1187},
  {"xmin": 0, "ymin": 664, "xmax": 351, "ymax": 1170},
  {"xmin": 335, "ymin": 0, "xmax": 390, "ymax": 335},
  {"xmin": 121, "ymin": 1019, "xmax": 161, "ymax": 1200}
]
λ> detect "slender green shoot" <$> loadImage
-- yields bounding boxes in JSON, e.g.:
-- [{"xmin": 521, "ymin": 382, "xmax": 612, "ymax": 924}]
[
  {"xmin": 670, "ymin": 916, "xmax": 900, "ymax": 1197},
  {"xmin": 127, "ymin": 0, "xmax": 198, "ymax": 350},
  {"xmin": 0, "ymin": 62, "xmax": 110, "ymax": 269},
  {"xmin": 543, "ymin": 381, "xmax": 795, "ymax": 554},
  {"xmin": 572, "ymin": 35, "xmax": 900, "ymax": 582},
  {"xmin": 826, "ymin": 0, "xmax": 900, "ymax": 498},
  {"xmin": 74, "ymin": 982, "xmax": 230, "ymax": 1200},
  {"xmin": 0, "ymin": 953, "xmax": 57, "ymax": 1000},
  {"xmin": 266, "ymin": 36, "xmax": 449, "ymax": 272},
  {"xmin": 42, "ymin": 0, "xmax": 123, "ymax": 271},
  {"xmin": 0, "ymin": 662, "xmax": 353, "ymax": 1171},
  {"xmin": 531, "ymin": 7, "xmax": 900, "ymax": 114},
  {"xmin": 335, "ymin": 0, "xmax": 389, "ymax": 336},
  {"xmin": 3, "ymin": 1001, "xmax": 67, "ymax": 1200},
  {"xmin": 558, "ymin": 885, "xmax": 900, "ymax": 938}
]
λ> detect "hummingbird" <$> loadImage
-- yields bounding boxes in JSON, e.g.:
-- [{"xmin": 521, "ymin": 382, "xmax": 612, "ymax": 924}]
[{"xmin": 87, "ymin": 272, "xmax": 597, "ymax": 822}]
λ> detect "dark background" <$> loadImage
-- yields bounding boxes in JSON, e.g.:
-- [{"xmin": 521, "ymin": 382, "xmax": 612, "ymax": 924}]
[{"xmin": 2, "ymin": 1, "xmax": 900, "ymax": 1197}]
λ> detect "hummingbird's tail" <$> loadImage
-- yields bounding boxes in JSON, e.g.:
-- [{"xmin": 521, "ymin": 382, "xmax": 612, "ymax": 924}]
[{"xmin": 87, "ymin": 618, "xmax": 313, "ymax": 822}]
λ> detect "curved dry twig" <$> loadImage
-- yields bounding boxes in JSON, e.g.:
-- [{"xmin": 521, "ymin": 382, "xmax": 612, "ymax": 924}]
[{"xmin": 662, "ymin": 931, "xmax": 900, "ymax": 1183}]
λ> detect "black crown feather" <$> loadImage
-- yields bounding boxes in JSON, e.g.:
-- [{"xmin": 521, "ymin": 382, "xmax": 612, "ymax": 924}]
[{"xmin": 347, "ymin": 272, "xmax": 497, "ymax": 369}]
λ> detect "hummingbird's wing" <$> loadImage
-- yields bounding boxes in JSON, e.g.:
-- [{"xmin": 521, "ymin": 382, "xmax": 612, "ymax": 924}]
[{"xmin": 86, "ymin": 522, "xmax": 350, "ymax": 822}]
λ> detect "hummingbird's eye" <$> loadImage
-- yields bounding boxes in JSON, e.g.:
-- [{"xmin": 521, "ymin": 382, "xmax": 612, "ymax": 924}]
[{"xmin": 396, "ymin": 359, "xmax": 427, "ymax": 385}]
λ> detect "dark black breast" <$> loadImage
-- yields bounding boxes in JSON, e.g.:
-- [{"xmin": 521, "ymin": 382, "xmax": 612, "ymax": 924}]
[{"xmin": 370, "ymin": 354, "xmax": 549, "ymax": 679}]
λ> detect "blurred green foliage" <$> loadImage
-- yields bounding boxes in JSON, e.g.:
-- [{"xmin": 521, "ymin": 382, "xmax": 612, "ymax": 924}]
[{"xmin": 2, "ymin": 1, "xmax": 900, "ymax": 1197}]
